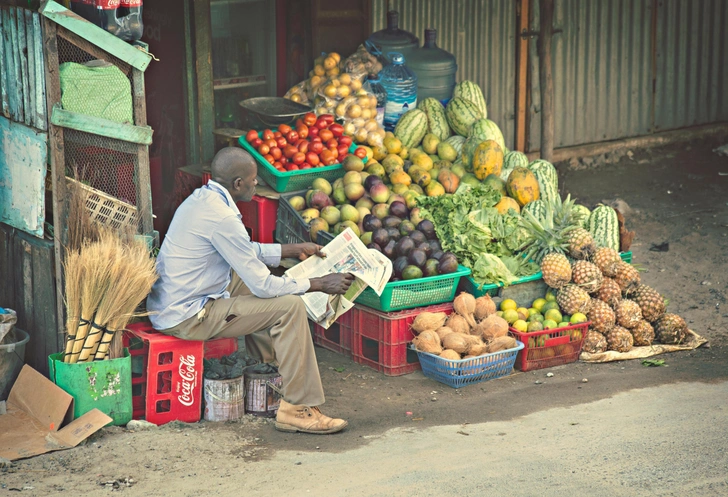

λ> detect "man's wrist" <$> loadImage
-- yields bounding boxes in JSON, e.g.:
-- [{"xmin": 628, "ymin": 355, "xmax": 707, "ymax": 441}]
[
  {"xmin": 281, "ymin": 243, "xmax": 300, "ymax": 259},
  {"xmin": 307, "ymin": 277, "xmax": 322, "ymax": 293}
]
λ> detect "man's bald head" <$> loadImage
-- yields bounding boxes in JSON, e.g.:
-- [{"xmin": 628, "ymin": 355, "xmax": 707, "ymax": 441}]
[{"xmin": 211, "ymin": 147, "xmax": 256, "ymax": 186}]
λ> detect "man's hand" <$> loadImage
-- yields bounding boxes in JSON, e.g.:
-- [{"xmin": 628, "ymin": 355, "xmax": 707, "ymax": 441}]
[
  {"xmin": 281, "ymin": 243, "xmax": 325, "ymax": 261},
  {"xmin": 308, "ymin": 273, "xmax": 355, "ymax": 295}
]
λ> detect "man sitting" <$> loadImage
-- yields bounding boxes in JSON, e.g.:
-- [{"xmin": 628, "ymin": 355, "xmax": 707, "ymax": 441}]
[{"xmin": 147, "ymin": 147, "xmax": 354, "ymax": 434}]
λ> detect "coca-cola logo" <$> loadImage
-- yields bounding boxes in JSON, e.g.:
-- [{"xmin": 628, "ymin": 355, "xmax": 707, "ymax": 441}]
[{"xmin": 176, "ymin": 355, "xmax": 198, "ymax": 407}]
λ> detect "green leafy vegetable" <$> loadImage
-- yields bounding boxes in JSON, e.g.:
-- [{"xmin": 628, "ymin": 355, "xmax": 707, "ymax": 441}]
[{"xmin": 641, "ymin": 359, "xmax": 666, "ymax": 367}]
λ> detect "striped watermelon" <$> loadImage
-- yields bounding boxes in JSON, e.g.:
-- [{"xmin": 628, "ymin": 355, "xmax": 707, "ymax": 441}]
[
  {"xmin": 528, "ymin": 159, "xmax": 559, "ymax": 203},
  {"xmin": 573, "ymin": 204, "xmax": 591, "ymax": 229},
  {"xmin": 445, "ymin": 97, "xmax": 483, "ymax": 137},
  {"xmin": 418, "ymin": 98, "xmax": 451, "ymax": 141},
  {"xmin": 588, "ymin": 205, "xmax": 619, "ymax": 250},
  {"xmin": 522, "ymin": 199, "xmax": 547, "ymax": 223},
  {"xmin": 444, "ymin": 135, "xmax": 466, "ymax": 162},
  {"xmin": 394, "ymin": 109, "xmax": 428, "ymax": 149},
  {"xmin": 501, "ymin": 151, "xmax": 529, "ymax": 181},
  {"xmin": 468, "ymin": 118, "xmax": 506, "ymax": 152},
  {"xmin": 452, "ymin": 80, "xmax": 487, "ymax": 119}
]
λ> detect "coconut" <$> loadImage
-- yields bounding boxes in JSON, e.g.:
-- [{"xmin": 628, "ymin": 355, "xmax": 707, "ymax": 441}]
[
  {"xmin": 439, "ymin": 349, "xmax": 462, "ymax": 360},
  {"xmin": 417, "ymin": 329, "xmax": 441, "ymax": 345},
  {"xmin": 453, "ymin": 292, "xmax": 477, "ymax": 328},
  {"xmin": 479, "ymin": 314, "xmax": 509, "ymax": 342},
  {"xmin": 445, "ymin": 313, "xmax": 471, "ymax": 335},
  {"xmin": 487, "ymin": 336, "xmax": 517, "ymax": 353},
  {"xmin": 467, "ymin": 340, "xmax": 489, "ymax": 356},
  {"xmin": 412, "ymin": 335, "xmax": 443, "ymax": 354},
  {"xmin": 434, "ymin": 326, "xmax": 454, "ymax": 342},
  {"xmin": 441, "ymin": 333, "xmax": 470, "ymax": 354},
  {"xmin": 474, "ymin": 294, "xmax": 497, "ymax": 321},
  {"xmin": 411, "ymin": 312, "xmax": 448, "ymax": 334}
]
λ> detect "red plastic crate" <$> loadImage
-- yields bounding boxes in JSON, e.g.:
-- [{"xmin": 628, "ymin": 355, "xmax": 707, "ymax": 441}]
[
  {"xmin": 202, "ymin": 171, "xmax": 211, "ymax": 185},
  {"xmin": 508, "ymin": 321, "xmax": 590, "ymax": 372},
  {"xmin": 237, "ymin": 195, "xmax": 278, "ymax": 243},
  {"xmin": 203, "ymin": 337, "xmax": 238, "ymax": 359},
  {"xmin": 351, "ymin": 302, "xmax": 454, "ymax": 376},
  {"xmin": 311, "ymin": 312, "xmax": 353, "ymax": 357}
]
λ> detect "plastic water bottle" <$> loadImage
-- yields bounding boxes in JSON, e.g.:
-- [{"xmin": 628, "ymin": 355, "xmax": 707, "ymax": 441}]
[
  {"xmin": 379, "ymin": 52, "xmax": 418, "ymax": 131},
  {"xmin": 363, "ymin": 74, "xmax": 388, "ymax": 127}
]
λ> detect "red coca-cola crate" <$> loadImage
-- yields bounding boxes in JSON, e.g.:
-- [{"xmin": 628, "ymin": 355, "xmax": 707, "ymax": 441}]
[
  {"xmin": 203, "ymin": 337, "xmax": 238, "ymax": 359},
  {"xmin": 310, "ymin": 312, "xmax": 353, "ymax": 357},
  {"xmin": 237, "ymin": 195, "xmax": 278, "ymax": 243},
  {"xmin": 351, "ymin": 302, "xmax": 454, "ymax": 376}
]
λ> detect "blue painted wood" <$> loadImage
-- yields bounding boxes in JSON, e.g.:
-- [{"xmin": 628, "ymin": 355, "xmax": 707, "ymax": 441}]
[
  {"xmin": 16, "ymin": 7, "xmax": 30, "ymax": 128},
  {"xmin": 31, "ymin": 12, "xmax": 47, "ymax": 131},
  {"xmin": 0, "ymin": 8, "xmax": 7, "ymax": 118},
  {"xmin": 24, "ymin": 9, "xmax": 36, "ymax": 130},
  {"xmin": 0, "ymin": 116, "xmax": 48, "ymax": 238},
  {"xmin": 2, "ymin": 8, "xmax": 19, "ymax": 122}
]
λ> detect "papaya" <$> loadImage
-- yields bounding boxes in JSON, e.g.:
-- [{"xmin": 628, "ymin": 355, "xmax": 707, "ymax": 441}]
[
  {"xmin": 506, "ymin": 166, "xmax": 540, "ymax": 206},
  {"xmin": 438, "ymin": 169, "xmax": 460, "ymax": 194},
  {"xmin": 411, "ymin": 153, "xmax": 434, "ymax": 171},
  {"xmin": 425, "ymin": 180, "xmax": 446, "ymax": 197},
  {"xmin": 472, "ymin": 139, "xmax": 504, "ymax": 180},
  {"xmin": 389, "ymin": 170, "xmax": 412, "ymax": 187},
  {"xmin": 494, "ymin": 197, "xmax": 521, "ymax": 215}
]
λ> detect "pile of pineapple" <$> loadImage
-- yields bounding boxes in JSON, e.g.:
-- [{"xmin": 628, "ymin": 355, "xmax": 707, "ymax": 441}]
[{"xmin": 521, "ymin": 196, "xmax": 688, "ymax": 354}]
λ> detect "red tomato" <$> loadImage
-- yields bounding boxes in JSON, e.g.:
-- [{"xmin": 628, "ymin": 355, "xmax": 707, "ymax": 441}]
[
  {"xmin": 315, "ymin": 117, "xmax": 329, "ymax": 129},
  {"xmin": 329, "ymin": 123, "xmax": 344, "ymax": 137},
  {"xmin": 251, "ymin": 138, "xmax": 263, "ymax": 148},
  {"xmin": 354, "ymin": 147, "xmax": 367, "ymax": 159},
  {"xmin": 295, "ymin": 118, "xmax": 304, "ymax": 128},
  {"xmin": 286, "ymin": 130, "xmax": 299, "ymax": 144},
  {"xmin": 300, "ymin": 163, "xmax": 312, "ymax": 170},
  {"xmin": 337, "ymin": 144, "xmax": 349, "ymax": 157},
  {"xmin": 325, "ymin": 138, "xmax": 337, "ymax": 148},
  {"xmin": 273, "ymin": 131, "xmax": 283, "ymax": 139},
  {"xmin": 319, "ymin": 129, "xmax": 334, "ymax": 142},
  {"xmin": 310, "ymin": 141, "xmax": 324, "ymax": 154},
  {"xmin": 275, "ymin": 136, "xmax": 287, "ymax": 148},
  {"xmin": 296, "ymin": 125, "xmax": 309, "ymax": 139},
  {"xmin": 323, "ymin": 156, "xmax": 337, "ymax": 166},
  {"xmin": 308, "ymin": 126, "xmax": 319, "ymax": 139},
  {"xmin": 246, "ymin": 129, "xmax": 259, "ymax": 143},
  {"xmin": 292, "ymin": 152, "xmax": 305, "ymax": 165},
  {"xmin": 273, "ymin": 160, "xmax": 283, "ymax": 169},
  {"xmin": 297, "ymin": 140, "xmax": 309, "ymax": 154},
  {"xmin": 321, "ymin": 114, "xmax": 335, "ymax": 125},
  {"xmin": 320, "ymin": 149, "xmax": 335, "ymax": 163},
  {"xmin": 257, "ymin": 143, "xmax": 270, "ymax": 155},
  {"xmin": 284, "ymin": 144, "xmax": 298, "ymax": 159},
  {"xmin": 270, "ymin": 147, "xmax": 282, "ymax": 160},
  {"xmin": 286, "ymin": 164, "xmax": 299, "ymax": 171},
  {"xmin": 263, "ymin": 154, "xmax": 275, "ymax": 165},
  {"xmin": 339, "ymin": 135, "xmax": 352, "ymax": 146},
  {"xmin": 303, "ymin": 112, "xmax": 317, "ymax": 127},
  {"xmin": 278, "ymin": 124, "xmax": 292, "ymax": 135},
  {"xmin": 306, "ymin": 152, "xmax": 320, "ymax": 166},
  {"xmin": 262, "ymin": 129, "xmax": 274, "ymax": 141},
  {"xmin": 338, "ymin": 154, "xmax": 348, "ymax": 163},
  {"xmin": 264, "ymin": 138, "xmax": 277, "ymax": 149}
]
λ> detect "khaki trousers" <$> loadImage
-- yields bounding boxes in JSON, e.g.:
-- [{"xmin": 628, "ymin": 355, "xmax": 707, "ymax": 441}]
[{"xmin": 161, "ymin": 272, "xmax": 325, "ymax": 406}]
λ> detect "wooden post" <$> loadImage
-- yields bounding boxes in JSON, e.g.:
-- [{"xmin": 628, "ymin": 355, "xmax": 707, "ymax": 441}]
[
  {"xmin": 515, "ymin": 0, "xmax": 530, "ymax": 152},
  {"xmin": 537, "ymin": 0, "xmax": 554, "ymax": 161}
]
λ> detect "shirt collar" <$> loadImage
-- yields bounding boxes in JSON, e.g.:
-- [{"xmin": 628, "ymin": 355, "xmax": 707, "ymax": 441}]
[{"xmin": 206, "ymin": 180, "xmax": 241, "ymax": 218}]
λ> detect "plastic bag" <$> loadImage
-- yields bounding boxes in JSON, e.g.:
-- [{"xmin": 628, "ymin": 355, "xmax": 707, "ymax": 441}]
[
  {"xmin": 342, "ymin": 44, "xmax": 384, "ymax": 79},
  {"xmin": 328, "ymin": 88, "xmax": 386, "ymax": 147},
  {"xmin": 0, "ymin": 308, "xmax": 17, "ymax": 344},
  {"xmin": 284, "ymin": 81, "xmax": 310, "ymax": 105}
]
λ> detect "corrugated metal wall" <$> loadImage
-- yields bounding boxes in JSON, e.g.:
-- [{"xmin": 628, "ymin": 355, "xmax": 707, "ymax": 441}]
[
  {"xmin": 372, "ymin": 0, "xmax": 517, "ymax": 149},
  {"xmin": 528, "ymin": 0, "xmax": 653, "ymax": 151},
  {"xmin": 654, "ymin": 0, "xmax": 728, "ymax": 131}
]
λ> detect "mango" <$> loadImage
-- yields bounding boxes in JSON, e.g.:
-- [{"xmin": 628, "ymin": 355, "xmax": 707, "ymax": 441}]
[
  {"xmin": 411, "ymin": 153, "xmax": 434, "ymax": 171},
  {"xmin": 389, "ymin": 170, "xmax": 412, "ymax": 186},
  {"xmin": 437, "ymin": 142, "xmax": 457, "ymax": 162},
  {"xmin": 425, "ymin": 180, "xmax": 446, "ymax": 197},
  {"xmin": 422, "ymin": 133, "xmax": 440, "ymax": 155}
]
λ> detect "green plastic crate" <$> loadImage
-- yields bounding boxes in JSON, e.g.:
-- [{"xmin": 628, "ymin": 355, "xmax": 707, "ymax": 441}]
[
  {"xmin": 461, "ymin": 271, "xmax": 543, "ymax": 298},
  {"xmin": 275, "ymin": 190, "xmax": 313, "ymax": 244},
  {"xmin": 620, "ymin": 251, "xmax": 632, "ymax": 263},
  {"xmin": 355, "ymin": 265, "xmax": 471, "ymax": 312},
  {"xmin": 238, "ymin": 133, "xmax": 367, "ymax": 193}
]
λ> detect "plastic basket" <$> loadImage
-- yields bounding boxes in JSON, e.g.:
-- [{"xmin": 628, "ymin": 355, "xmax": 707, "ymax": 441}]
[
  {"xmin": 508, "ymin": 321, "xmax": 590, "ymax": 372},
  {"xmin": 620, "ymin": 251, "xmax": 632, "ymax": 263},
  {"xmin": 275, "ymin": 190, "xmax": 313, "ymax": 244},
  {"xmin": 461, "ymin": 271, "xmax": 543, "ymax": 298},
  {"xmin": 355, "ymin": 265, "xmax": 471, "ymax": 312},
  {"xmin": 413, "ymin": 341, "xmax": 523, "ymax": 389},
  {"xmin": 238, "ymin": 133, "xmax": 367, "ymax": 193}
]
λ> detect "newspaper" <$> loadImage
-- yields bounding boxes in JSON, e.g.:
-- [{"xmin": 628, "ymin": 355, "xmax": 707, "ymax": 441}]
[{"xmin": 285, "ymin": 228, "xmax": 392, "ymax": 329}]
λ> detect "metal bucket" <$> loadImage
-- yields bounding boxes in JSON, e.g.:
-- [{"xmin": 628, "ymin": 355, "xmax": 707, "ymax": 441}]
[
  {"xmin": 0, "ymin": 328, "xmax": 29, "ymax": 401},
  {"xmin": 203, "ymin": 375, "xmax": 245, "ymax": 422},
  {"xmin": 243, "ymin": 370, "xmax": 282, "ymax": 418}
]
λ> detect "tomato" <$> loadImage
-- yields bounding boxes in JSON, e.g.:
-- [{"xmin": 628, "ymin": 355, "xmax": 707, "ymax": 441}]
[
  {"xmin": 315, "ymin": 117, "xmax": 329, "ymax": 129},
  {"xmin": 320, "ymin": 149, "xmax": 335, "ymax": 163},
  {"xmin": 273, "ymin": 161, "xmax": 283, "ymax": 169},
  {"xmin": 323, "ymin": 156, "xmax": 337, "ymax": 166},
  {"xmin": 303, "ymin": 112, "xmax": 317, "ymax": 127},
  {"xmin": 283, "ymin": 144, "xmax": 298, "ymax": 159},
  {"xmin": 270, "ymin": 147, "xmax": 282, "ymax": 160},
  {"xmin": 264, "ymin": 138, "xmax": 277, "ymax": 149},
  {"xmin": 292, "ymin": 152, "xmax": 306, "ymax": 165},
  {"xmin": 310, "ymin": 141, "xmax": 324, "ymax": 154},
  {"xmin": 329, "ymin": 123, "xmax": 344, "ymax": 138},
  {"xmin": 296, "ymin": 125, "xmax": 309, "ymax": 139},
  {"xmin": 286, "ymin": 130, "xmax": 299, "ymax": 144},
  {"xmin": 273, "ymin": 131, "xmax": 283, "ymax": 139},
  {"xmin": 354, "ymin": 147, "xmax": 367, "ymax": 159},
  {"xmin": 246, "ymin": 129, "xmax": 259, "ymax": 143},
  {"xmin": 306, "ymin": 152, "xmax": 320, "ymax": 166},
  {"xmin": 286, "ymin": 164, "xmax": 299, "ymax": 171},
  {"xmin": 322, "ymin": 114, "xmax": 335, "ymax": 124},
  {"xmin": 275, "ymin": 136, "xmax": 287, "ymax": 148},
  {"xmin": 308, "ymin": 126, "xmax": 319, "ymax": 139},
  {"xmin": 337, "ymin": 144, "xmax": 349, "ymax": 157},
  {"xmin": 319, "ymin": 129, "xmax": 334, "ymax": 142},
  {"xmin": 297, "ymin": 140, "xmax": 309, "ymax": 154},
  {"xmin": 257, "ymin": 143, "xmax": 270, "ymax": 155},
  {"xmin": 262, "ymin": 129, "xmax": 274, "ymax": 141},
  {"xmin": 278, "ymin": 124, "xmax": 292, "ymax": 135},
  {"xmin": 338, "ymin": 154, "xmax": 348, "ymax": 163},
  {"xmin": 338, "ymin": 135, "xmax": 352, "ymax": 147},
  {"xmin": 295, "ymin": 118, "xmax": 304, "ymax": 128},
  {"xmin": 251, "ymin": 138, "xmax": 263, "ymax": 148},
  {"xmin": 300, "ymin": 163, "xmax": 312, "ymax": 170},
  {"xmin": 263, "ymin": 154, "xmax": 275, "ymax": 165}
]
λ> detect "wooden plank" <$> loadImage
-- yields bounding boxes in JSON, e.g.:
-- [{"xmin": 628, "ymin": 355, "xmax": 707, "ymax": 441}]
[
  {"xmin": 192, "ymin": 0, "xmax": 215, "ymax": 162},
  {"xmin": 32, "ymin": 12, "xmax": 47, "ymax": 131},
  {"xmin": 39, "ymin": 0, "xmax": 151, "ymax": 72},
  {"xmin": 515, "ymin": 0, "xmax": 529, "ymax": 152},
  {"xmin": 24, "ymin": 9, "xmax": 37, "ymax": 129},
  {"xmin": 182, "ymin": 0, "xmax": 199, "ymax": 165},
  {"xmin": 0, "ymin": 7, "xmax": 8, "ymax": 118},
  {"xmin": 51, "ymin": 105, "xmax": 154, "ymax": 145},
  {"xmin": 5, "ymin": 8, "xmax": 20, "ymax": 122},
  {"xmin": 30, "ymin": 231, "xmax": 60, "ymax": 375},
  {"xmin": 537, "ymin": 0, "xmax": 555, "ymax": 161},
  {"xmin": 16, "ymin": 7, "xmax": 30, "ymax": 127},
  {"xmin": 131, "ymin": 68, "xmax": 154, "ymax": 237},
  {"xmin": 0, "ymin": 224, "xmax": 14, "ymax": 312}
]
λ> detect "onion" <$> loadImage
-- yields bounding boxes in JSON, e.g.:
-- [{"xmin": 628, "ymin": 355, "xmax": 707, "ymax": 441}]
[
  {"xmin": 474, "ymin": 295, "xmax": 497, "ymax": 321},
  {"xmin": 411, "ymin": 312, "xmax": 448, "ymax": 334},
  {"xmin": 445, "ymin": 313, "xmax": 470, "ymax": 335},
  {"xmin": 453, "ymin": 292, "xmax": 477, "ymax": 328}
]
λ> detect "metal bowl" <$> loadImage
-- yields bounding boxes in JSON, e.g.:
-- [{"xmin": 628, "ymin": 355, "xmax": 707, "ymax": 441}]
[{"xmin": 239, "ymin": 97, "xmax": 313, "ymax": 130}]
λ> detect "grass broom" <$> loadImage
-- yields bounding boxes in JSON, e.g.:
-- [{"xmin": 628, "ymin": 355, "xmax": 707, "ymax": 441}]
[{"xmin": 62, "ymin": 250, "xmax": 83, "ymax": 360}]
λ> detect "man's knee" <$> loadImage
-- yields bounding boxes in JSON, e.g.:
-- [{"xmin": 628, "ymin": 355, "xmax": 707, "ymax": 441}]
[{"xmin": 279, "ymin": 295, "xmax": 306, "ymax": 315}]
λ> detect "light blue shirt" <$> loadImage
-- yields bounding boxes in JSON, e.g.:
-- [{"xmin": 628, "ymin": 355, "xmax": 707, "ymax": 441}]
[{"xmin": 147, "ymin": 180, "xmax": 310, "ymax": 330}]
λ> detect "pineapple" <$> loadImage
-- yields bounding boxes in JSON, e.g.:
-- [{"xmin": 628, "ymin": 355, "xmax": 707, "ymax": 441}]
[
  {"xmin": 615, "ymin": 299, "xmax": 642, "ymax": 329},
  {"xmin": 587, "ymin": 298, "xmax": 615, "ymax": 334},
  {"xmin": 571, "ymin": 260, "xmax": 604, "ymax": 293},
  {"xmin": 591, "ymin": 247, "xmax": 621, "ymax": 277},
  {"xmin": 631, "ymin": 320, "xmax": 655, "ymax": 346},
  {"xmin": 613, "ymin": 261, "xmax": 641, "ymax": 294},
  {"xmin": 631, "ymin": 284, "xmax": 666, "ymax": 322},
  {"xmin": 654, "ymin": 313, "xmax": 687, "ymax": 344},
  {"xmin": 565, "ymin": 227, "xmax": 596, "ymax": 260},
  {"xmin": 606, "ymin": 326, "xmax": 634, "ymax": 352},
  {"xmin": 541, "ymin": 253, "xmax": 572, "ymax": 289},
  {"xmin": 582, "ymin": 329, "xmax": 608, "ymax": 354},
  {"xmin": 557, "ymin": 285, "xmax": 592, "ymax": 315},
  {"xmin": 596, "ymin": 277, "xmax": 622, "ymax": 309}
]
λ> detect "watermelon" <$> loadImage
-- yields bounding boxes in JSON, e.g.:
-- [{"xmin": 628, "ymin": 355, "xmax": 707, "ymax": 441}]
[
  {"xmin": 452, "ymin": 80, "xmax": 487, "ymax": 119},
  {"xmin": 528, "ymin": 159, "xmax": 559, "ymax": 203},
  {"xmin": 444, "ymin": 135, "xmax": 466, "ymax": 161},
  {"xmin": 522, "ymin": 199, "xmax": 547, "ymax": 223},
  {"xmin": 588, "ymin": 205, "xmax": 619, "ymax": 251},
  {"xmin": 468, "ymin": 118, "xmax": 506, "ymax": 152},
  {"xmin": 573, "ymin": 204, "xmax": 591, "ymax": 228},
  {"xmin": 394, "ymin": 109, "xmax": 428, "ymax": 149},
  {"xmin": 501, "ymin": 151, "xmax": 529, "ymax": 181},
  {"xmin": 445, "ymin": 97, "xmax": 483, "ymax": 137},
  {"xmin": 418, "ymin": 98, "xmax": 451, "ymax": 141}
]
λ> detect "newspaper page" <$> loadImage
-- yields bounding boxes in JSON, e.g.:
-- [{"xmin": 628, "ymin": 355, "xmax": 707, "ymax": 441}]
[{"xmin": 285, "ymin": 228, "xmax": 392, "ymax": 328}]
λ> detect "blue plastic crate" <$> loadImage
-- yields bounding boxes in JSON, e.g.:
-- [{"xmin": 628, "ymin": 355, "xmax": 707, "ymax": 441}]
[{"xmin": 412, "ymin": 341, "xmax": 524, "ymax": 389}]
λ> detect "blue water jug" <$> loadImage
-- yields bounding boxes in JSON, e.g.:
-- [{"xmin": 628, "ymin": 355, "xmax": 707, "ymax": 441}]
[{"xmin": 379, "ymin": 52, "xmax": 418, "ymax": 131}]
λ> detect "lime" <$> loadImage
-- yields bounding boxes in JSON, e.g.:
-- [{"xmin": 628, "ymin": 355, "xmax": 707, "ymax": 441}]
[
  {"xmin": 558, "ymin": 322, "xmax": 570, "ymax": 328},
  {"xmin": 532, "ymin": 298, "xmax": 547, "ymax": 312},
  {"xmin": 528, "ymin": 308, "xmax": 540, "ymax": 317},
  {"xmin": 544, "ymin": 309, "xmax": 563, "ymax": 324},
  {"xmin": 545, "ymin": 289, "xmax": 557, "ymax": 302},
  {"xmin": 496, "ymin": 311, "xmax": 504, "ymax": 318},
  {"xmin": 516, "ymin": 307, "xmax": 530, "ymax": 320},
  {"xmin": 502, "ymin": 309, "xmax": 520, "ymax": 324},
  {"xmin": 570, "ymin": 312, "xmax": 588, "ymax": 324},
  {"xmin": 542, "ymin": 301, "xmax": 560, "ymax": 313},
  {"xmin": 543, "ymin": 319, "xmax": 558, "ymax": 330},
  {"xmin": 513, "ymin": 319, "xmax": 528, "ymax": 332},
  {"xmin": 527, "ymin": 321, "xmax": 544, "ymax": 332},
  {"xmin": 500, "ymin": 299, "xmax": 518, "ymax": 312},
  {"xmin": 562, "ymin": 314, "xmax": 571, "ymax": 323},
  {"xmin": 528, "ymin": 313, "xmax": 545, "ymax": 323}
]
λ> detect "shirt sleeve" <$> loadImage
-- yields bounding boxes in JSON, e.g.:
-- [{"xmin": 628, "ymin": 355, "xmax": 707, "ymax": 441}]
[
  {"xmin": 211, "ymin": 215, "xmax": 310, "ymax": 298},
  {"xmin": 251, "ymin": 241, "xmax": 281, "ymax": 267}
]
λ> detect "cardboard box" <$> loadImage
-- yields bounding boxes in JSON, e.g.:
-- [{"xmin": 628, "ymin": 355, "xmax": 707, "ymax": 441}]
[{"xmin": 0, "ymin": 365, "xmax": 112, "ymax": 461}]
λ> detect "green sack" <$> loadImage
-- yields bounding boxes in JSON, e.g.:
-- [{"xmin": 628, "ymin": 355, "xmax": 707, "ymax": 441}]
[{"xmin": 59, "ymin": 61, "xmax": 134, "ymax": 124}]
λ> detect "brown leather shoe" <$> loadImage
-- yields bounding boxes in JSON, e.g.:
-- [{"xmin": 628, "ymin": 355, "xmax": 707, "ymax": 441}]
[{"xmin": 275, "ymin": 399, "xmax": 348, "ymax": 434}]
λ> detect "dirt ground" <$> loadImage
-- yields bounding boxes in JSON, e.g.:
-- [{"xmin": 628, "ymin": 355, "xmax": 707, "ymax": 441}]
[{"xmin": 2, "ymin": 136, "xmax": 728, "ymax": 495}]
